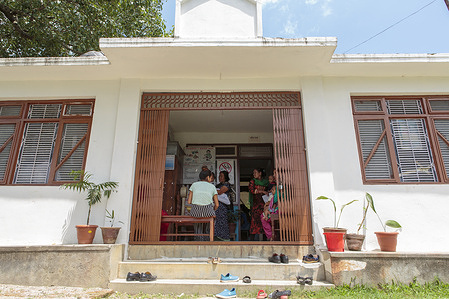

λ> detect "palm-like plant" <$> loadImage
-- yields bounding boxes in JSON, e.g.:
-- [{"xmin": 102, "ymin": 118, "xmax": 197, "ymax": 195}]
[{"xmin": 61, "ymin": 170, "xmax": 118, "ymax": 225}]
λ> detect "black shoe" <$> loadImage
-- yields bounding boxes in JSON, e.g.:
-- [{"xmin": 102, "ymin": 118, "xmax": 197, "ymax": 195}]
[
  {"xmin": 268, "ymin": 253, "xmax": 281, "ymax": 263},
  {"xmin": 126, "ymin": 272, "xmax": 140, "ymax": 281},
  {"xmin": 270, "ymin": 290, "xmax": 291, "ymax": 298},
  {"xmin": 280, "ymin": 253, "xmax": 289, "ymax": 264},
  {"xmin": 140, "ymin": 271, "xmax": 157, "ymax": 282}
]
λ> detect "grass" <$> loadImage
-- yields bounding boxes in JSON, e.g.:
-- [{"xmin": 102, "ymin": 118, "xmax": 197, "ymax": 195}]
[{"xmin": 105, "ymin": 279, "xmax": 449, "ymax": 298}]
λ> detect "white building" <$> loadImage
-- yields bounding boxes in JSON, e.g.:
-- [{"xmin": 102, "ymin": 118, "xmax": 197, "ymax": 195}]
[{"xmin": 1, "ymin": 0, "xmax": 449, "ymax": 252}]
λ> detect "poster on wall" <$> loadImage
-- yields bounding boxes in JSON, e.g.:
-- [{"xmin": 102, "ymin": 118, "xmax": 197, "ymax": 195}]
[
  {"xmin": 183, "ymin": 146, "xmax": 215, "ymax": 184},
  {"xmin": 216, "ymin": 159, "xmax": 236, "ymax": 185}
]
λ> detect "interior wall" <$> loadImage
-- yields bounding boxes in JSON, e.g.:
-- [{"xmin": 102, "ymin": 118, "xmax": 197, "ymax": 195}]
[{"xmin": 173, "ymin": 132, "xmax": 274, "ymax": 149}]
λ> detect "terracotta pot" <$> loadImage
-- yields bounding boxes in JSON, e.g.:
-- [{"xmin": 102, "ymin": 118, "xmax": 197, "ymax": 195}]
[
  {"xmin": 228, "ymin": 223, "xmax": 237, "ymax": 235},
  {"xmin": 76, "ymin": 225, "xmax": 98, "ymax": 244},
  {"xmin": 323, "ymin": 232, "xmax": 345, "ymax": 252},
  {"xmin": 375, "ymin": 232, "xmax": 399, "ymax": 252},
  {"xmin": 101, "ymin": 227, "xmax": 121, "ymax": 244},
  {"xmin": 346, "ymin": 234, "xmax": 365, "ymax": 251}
]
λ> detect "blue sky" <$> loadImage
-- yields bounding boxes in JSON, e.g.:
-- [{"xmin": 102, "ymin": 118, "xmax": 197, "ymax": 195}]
[{"xmin": 162, "ymin": 0, "xmax": 449, "ymax": 54}]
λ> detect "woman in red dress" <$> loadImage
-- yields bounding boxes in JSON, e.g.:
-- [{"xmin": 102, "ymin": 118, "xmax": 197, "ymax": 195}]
[{"xmin": 248, "ymin": 168, "xmax": 268, "ymax": 240}]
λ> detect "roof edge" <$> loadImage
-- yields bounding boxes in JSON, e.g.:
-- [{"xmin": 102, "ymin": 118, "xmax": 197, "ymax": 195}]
[{"xmin": 331, "ymin": 53, "xmax": 449, "ymax": 63}]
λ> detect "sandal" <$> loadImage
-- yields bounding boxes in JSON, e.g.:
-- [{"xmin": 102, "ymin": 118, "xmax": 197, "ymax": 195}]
[
  {"xmin": 296, "ymin": 276, "xmax": 306, "ymax": 285},
  {"xmin": 304, "ymin": 277, "xmax": 313, "ymax": 285},
  {"xmin": 208, "ymin": 257, "xmax": 222, "ymax": 264},
  {"xmin": 257, "ymin": 290, "xmax": 268, "ymax": 299},
  {"xmin": 242, "ymin": 275, "xmax": 251, "ymax": 283}
]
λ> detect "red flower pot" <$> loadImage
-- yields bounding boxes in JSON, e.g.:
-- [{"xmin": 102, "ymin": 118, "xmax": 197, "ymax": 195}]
[{"xmin": 324, "ymin": 232, "xmax": 345, "ymax": 252}]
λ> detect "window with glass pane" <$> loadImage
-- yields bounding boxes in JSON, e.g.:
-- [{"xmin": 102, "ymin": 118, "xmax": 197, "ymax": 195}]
[
  {"xmin": 0, "ymin": 100, "xmax": 93, "ymax": 185},
  {"xmin": 353, "ymin": 96, "xmax": 449, "ymax": 184}
]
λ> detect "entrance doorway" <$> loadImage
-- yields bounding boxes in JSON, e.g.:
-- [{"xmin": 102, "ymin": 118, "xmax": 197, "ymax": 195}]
[{"xmin": 129, "ymin": 92, "xmax": 312, "ymax": 245}]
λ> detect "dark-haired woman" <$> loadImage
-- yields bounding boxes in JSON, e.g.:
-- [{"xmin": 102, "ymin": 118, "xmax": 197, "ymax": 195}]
[
  {"xmin": 248, "ymin": 168, "xmax": 268, "ymax": 240},
  {"xmin": 188, "ymin": 169, "xmax": 219, "ymax": 241},
  {"xmin": 215, "ymin": 171, "xmax": 232, "ymax": 241}
]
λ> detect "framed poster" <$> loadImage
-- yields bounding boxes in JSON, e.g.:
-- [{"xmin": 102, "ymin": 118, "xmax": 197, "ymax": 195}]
[{"xmin": 183, "ymin": 146, "xmax": 215, "ymax": 184}]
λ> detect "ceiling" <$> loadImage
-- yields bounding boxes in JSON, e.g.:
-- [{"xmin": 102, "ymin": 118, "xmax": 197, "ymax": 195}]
[{"xmin": 169, "ymin": 109, "xmax": 273, "ymax": 133}]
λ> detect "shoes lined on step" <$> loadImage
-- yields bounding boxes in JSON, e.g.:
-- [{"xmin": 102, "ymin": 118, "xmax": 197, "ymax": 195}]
[
  {"xmin": 126, "ymin": 272, "xmax": 140, "ymax": 281},
  {"xmin": 268, "ymin": 253, "xmax": 281, "ymax": 263},
  {"xmin": 208, "ymin": 256, "xmax": 222, "ymax": 264},
  {"xmin": 269, "ymin": 253, "xmax": 289, "ymax": 264},
  {"xmin": 268, "ymin": 290, "xmax": 291, "ymax": 299},
  {"xmin": 296, "ymin": 276, "xmax": 313, "ymax": 285},
  {"xmin": 220, "ymin": 273, "xmax": 239, "ymax": 282},
  {"xmin": 280, "ymin": 253, "xmax": 289, "ymax": 264},
  {"xmin": 216, "ymin": 288, "xmax": 237, "ymax": 298},
  {"xmin": 126, "ymin": 271, "xmax": 157, "ymax": 282},
  {"xmin": 242, "ymin": 275, "xmax": 251, "ymax": 283},
  {"xmin": 257, "ymin": 290, "xmax": 268, "ymax": 298},
  {"xmin": 140, "ymin": 271, "xmax": 157, "ymax": 282},
  {"xmin": 302, "ymin": 254, "xmax": 319, "ymax": 263}
]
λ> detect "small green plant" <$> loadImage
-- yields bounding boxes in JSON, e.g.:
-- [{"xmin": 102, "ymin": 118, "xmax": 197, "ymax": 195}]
[
  {"xmin": 227, "ymin": 210, "xmax": 240, "ymax": 223},
  {"xmin": 365, "ymin": 192, "xmax": 402, "ymax": 232},
  {"xmin": 61, "ymin": 170, "xmax": 118, "ymax": 225},
  {"xmin": 316, "ymin": 195, "xmax": 358, "ymax": 228},
  {"xmin": 105, "ymin": 209, "xmax": 124, "ymax": 227}
]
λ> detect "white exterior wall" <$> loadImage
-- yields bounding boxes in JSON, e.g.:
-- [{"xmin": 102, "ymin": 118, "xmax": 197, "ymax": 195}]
[
  {"xmin": 175, "ymin": 0, "xmax": 261, "ymax": 38},
  {"xmin": 2, "ymin": 75, "xmax": 449, "ymax": 252}
]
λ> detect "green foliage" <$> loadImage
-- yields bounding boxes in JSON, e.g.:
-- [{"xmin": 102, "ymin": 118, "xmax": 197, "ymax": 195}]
[
  {"xmin": 316, "ymin": 196, "xmax": 358, "ymax": 228},
  {"xmin": 105, "ymin": 209, "xmax": 124, "ymax": 227},
  {"xmin": 61, "ymin": 170, "xmax": 118, "ymax": 225},
  {"xmin": 366, "ymin": 192, "xmax": 402, "ymax": 232},
  {"xmin": 0, "ymin": 0, "xmax": 170, "ymax": 57}
]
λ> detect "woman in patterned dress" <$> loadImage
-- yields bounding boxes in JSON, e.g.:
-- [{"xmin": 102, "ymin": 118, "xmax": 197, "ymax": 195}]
[
  {"xmin": 215, "ymin": 171, "xmax": 232, "ymax": 241},
  {"xmin": 248, "ymin": 168, "xmax": 268, "ymax": 240}
]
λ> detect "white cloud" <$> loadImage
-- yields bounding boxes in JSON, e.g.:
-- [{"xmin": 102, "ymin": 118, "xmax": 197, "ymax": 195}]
[
  {"xmin": 305, "ymin": 0, "xmax": 318, "ymax": 5},
  {"xmin": 282, "ymin": 19, "xmax": 298, "ymax": 36}
]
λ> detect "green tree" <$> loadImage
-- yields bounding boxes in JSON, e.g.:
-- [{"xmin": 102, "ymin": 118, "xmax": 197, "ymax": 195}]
[{"xmin": 0, "ymin": 0, "xmax": 169, "ymax": 57}]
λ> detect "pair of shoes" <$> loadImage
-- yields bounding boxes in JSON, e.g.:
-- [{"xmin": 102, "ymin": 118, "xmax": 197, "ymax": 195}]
[
  {"xmin": 257, "ymin": 290, "xmax": 268, "ymax": 299},
  {"xmin": 268, "ymin": 253, "xmax": 289, "ymax": 264},
  {"xmin": 220, "ymin": 273, "xmax": 239, "ymax": 282},
  {"xmin": 242, "ymin": 275, "xmax": 251, "ymax": 283},
  {"xmin": 302, "ymin": 254, "xmax": 319, "ymax": 263},
  {"xmin": 208, "ymin": 256, "xmax": 222, "ymax": 264},
  {"xmin": 126, "ymin": 272, "xmax": 157, "ymax": 282},
  {"xmin": 296, "ymin": 276, "xmax": 313, "ymax": 285},
  {"xmin": 216, "ymin": 288, "xmax": 236, "ymax": 298},
  {"xmin": 269, "ymin": 290, "xmax": 291, "ymax": 299}
]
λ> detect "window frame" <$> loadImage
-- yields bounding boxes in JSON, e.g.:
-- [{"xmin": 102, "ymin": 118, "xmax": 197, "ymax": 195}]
[
  {"xmin": 0, "ymin": 99, "xmax": 94, "ymax": 186},
  {"xmin": 352, "ymin": 95, "xmax": 449, "ymax": 184}
]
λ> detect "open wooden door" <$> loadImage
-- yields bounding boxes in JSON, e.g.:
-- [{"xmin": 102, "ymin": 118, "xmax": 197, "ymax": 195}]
[
  {"xmin": 129, "ymin": 110, "xmax": 169, "ymax": 243},
  {"xmin": 273, "ymin": 108, "xmax": 313, "ymax": 243}
]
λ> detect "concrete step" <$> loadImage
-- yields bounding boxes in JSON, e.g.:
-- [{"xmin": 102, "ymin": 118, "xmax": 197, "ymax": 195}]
[
  {"xmin": 109, "ymin": 278, "xmax": 334, "ymax": 296},
  {"xmin": 117, "ymin": 258, "xmax": 325, "ymax": 281},
  {"xmin": 128, "ymin": 244, "xmax": 314, "ymax": 260}
]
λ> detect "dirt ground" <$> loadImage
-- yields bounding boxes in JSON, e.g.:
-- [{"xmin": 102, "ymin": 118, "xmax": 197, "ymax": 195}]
[{"xmin": 0, "ymin": 284, "xmax": 221, "ymax": 299}]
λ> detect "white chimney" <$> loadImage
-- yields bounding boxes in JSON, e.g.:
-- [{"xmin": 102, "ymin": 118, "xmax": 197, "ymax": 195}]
[{"xmin": 175, "ymin": 0, "xmax": 263, "ymax": 39}]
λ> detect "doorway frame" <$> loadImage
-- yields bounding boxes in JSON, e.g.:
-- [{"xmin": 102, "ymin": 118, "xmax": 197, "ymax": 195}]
[{"xmin": 129, "ymin": 91, "xmax": 313, "ymax": 245}]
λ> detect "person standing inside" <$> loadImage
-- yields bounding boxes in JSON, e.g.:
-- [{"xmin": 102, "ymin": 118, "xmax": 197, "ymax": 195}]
[
  {"xmin": 215, "ymin": 170, "xmax": 232, "ymax": 241},
  {"xmin": 248, "ymin": 168, "xmax": 268, "ymax": 240},
  {"xmin": 188, "ymin": 169, "xmax": 219, "ymax": 241}
]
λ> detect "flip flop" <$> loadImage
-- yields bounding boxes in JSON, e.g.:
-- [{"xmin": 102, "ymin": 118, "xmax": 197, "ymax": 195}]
[
  {"xmin": 304, "ymin": 277, "xmax": 313, "ymax": 285},
  {"xmin": 296, "ymin": 276, "xmax": 306, "ymax": 285},
  {"xmin": 257, "ymin": 290, "xmax": 268, "ymax": 299},
  {"xmin": 242, "ymin": 275, "xmax": 251, "ymax": 283}
]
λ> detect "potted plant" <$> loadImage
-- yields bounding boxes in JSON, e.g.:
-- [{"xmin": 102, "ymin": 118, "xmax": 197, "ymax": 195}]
[
  {"xmin": 227, "ymin": 209, "xmax": 240, "ymax": 235},
  {"xmin": 101, "ymin": 209, "xmax": 124, "ymax": 244},
  {"xmin": 367, "ymin": 193, "xmax": 402, "ymax": 252},
  {"xmin": 316, "ymin": 195, "xmax": 357, "ymax": 251},
  {"xmin": 61, "ymin": 170, "xmax": 118, "ymax": 244},
  {"xmin": 346, "ymin": 192, "xmax": 373, "ymax": 251}
]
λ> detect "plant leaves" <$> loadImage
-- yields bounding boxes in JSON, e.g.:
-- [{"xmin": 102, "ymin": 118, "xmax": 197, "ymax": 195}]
[
  {"xmin": 385, "ymin": 220, "xmax": 402, "ymax": 229},
  {"xmin": 366, "ymin": 192, "xmax": 377, "ymax": 214}
]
